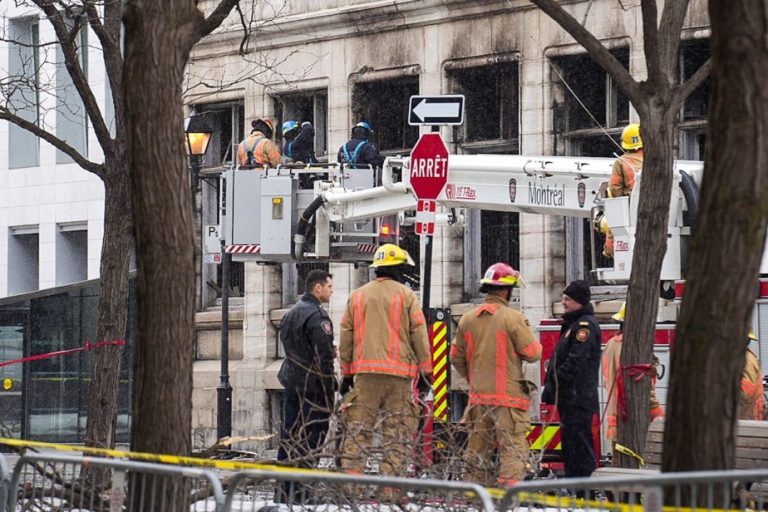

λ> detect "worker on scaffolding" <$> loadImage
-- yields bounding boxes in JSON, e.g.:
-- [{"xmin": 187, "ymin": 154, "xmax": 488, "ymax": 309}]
[
  {"xmin": 237, "ymin": 117, "xmax": 281, "ymax": 169},
  {"xmin": 282, "ymin": 120, "xmax": 317, "ymax": 164},
  {"xmin": 337, "ymin": 121, "xmax": 385, "ymax": 169},
  {"xmin": 602, "ymin": 302, "xmax": 664, "ymax": 458},
  {"xmin": 451, "ymin": 262, "xmax": 542, "ymax": 487},
  {"xmin": 601, "ymin": 123, "xmax": 644, "ymax": 258}
]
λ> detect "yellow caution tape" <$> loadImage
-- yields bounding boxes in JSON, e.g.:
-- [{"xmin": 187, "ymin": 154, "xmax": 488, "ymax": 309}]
[
  {"xmin": 614, "ymin": 442, "xmax": 646, "ymax": 467},
  {"xmin": 0, "ymin": 437, "xmax": 324, "ymax": 474}
]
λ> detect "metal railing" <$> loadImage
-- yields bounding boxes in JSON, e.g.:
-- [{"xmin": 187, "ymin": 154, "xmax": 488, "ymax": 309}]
[
  {"xmin": 6, "ymin": 452, "xmax": 224, "ymax": 511},
  {"xmin": 4, "ymin": 448, "xmax": 768, "ymax": 511},
  {"xmin": 501, "ymin": 469, "xmax": 768, "ymax": 511},
  {"xmin": 224, "ymin": 469, "xmax": 496, "ymax": 511}
]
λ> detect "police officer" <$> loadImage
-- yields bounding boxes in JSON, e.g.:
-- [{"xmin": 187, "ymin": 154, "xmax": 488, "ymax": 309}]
[
  {"xmin": 339, "ymin": 244, "xmax": 432, "ymax": 477},
  {"xmin": 276, "ymin": 270, "xmax": 335, "ymax": 500},
  {"xmin": 451, "ymin": 262, "xmax": 542, "ymax": 487},
  {"xmin": 542, "ymin": 279, "xmax": 601, "ymax": 478},
  {"xmin": 337, "ymin": 121, "xmax": 385, "ymax": 169}
]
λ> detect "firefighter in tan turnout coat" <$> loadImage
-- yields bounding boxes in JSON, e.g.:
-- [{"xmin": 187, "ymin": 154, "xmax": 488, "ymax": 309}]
[
  {"xmin": 451, "ymin": 262, "xmax": 542, "ymax": 487},
  {"xmin": 339, "ymin": 244, "xmax": 432, "ymax": 477}
]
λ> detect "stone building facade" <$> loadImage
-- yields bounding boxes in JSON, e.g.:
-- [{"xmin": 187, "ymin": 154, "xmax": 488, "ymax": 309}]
[{"xmin": 186, "ymin": 0, "xmax": 710, "ymax": 448}]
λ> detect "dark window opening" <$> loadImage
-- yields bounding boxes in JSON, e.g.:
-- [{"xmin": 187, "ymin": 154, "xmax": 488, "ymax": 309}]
[
  {"xmin": 681, "ymin": 40, "xmax": 710, "ymax": 121},
  {"xmin": 553, "ymin": 48, "xmax": 630, "ymax": 134},
  {"xmin": 195, "ymin": 102, "xmax": 244, "ymax": 168},
  {"xmin": 450, "ymin": 64, "xmax": 519, "ymax": 144},
  {"xmin": 351, "ymin": 77, "xmax": 419, "ymax": 152},
  {"xmin": 480, "ymin": 211, "xmax": 520, "ymax": 272},
  {"xmin": 273, "ymin": 90, "xmax": 328, "ymax": 158}
]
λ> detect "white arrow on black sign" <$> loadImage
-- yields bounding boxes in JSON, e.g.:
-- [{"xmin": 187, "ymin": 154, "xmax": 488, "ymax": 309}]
[{"xmin": 408, "ymin": 95, "xmax": 465, "ymax": 126}]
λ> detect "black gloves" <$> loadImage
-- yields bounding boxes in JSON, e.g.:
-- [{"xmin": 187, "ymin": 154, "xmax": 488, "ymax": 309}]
[{"xmin": 339, "ymin": 376, "xmax": 355, "ymax": 396}]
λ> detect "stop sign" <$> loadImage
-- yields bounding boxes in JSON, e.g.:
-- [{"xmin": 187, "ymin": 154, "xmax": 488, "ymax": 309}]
[{"xmin": 409, "ymin": 133, "xmax": 450, "ymax": 200}]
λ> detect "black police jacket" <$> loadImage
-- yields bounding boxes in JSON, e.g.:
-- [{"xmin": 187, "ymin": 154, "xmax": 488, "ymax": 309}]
[
  {"xmin": 278, "ymin": 293, "xmax": 335, "ymax": 397},
  {"xmin": 542, "ymin": 303, "xmax": 601, "ymax": 413}
]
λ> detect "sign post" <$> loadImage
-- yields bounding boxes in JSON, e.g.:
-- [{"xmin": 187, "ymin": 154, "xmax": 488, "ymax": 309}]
[{"xmin": 409, "ymin": 132, "xmax": 450, "ymax": 432}]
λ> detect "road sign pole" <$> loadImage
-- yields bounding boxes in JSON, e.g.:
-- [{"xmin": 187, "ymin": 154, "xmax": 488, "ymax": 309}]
[{"xmin": 217, "ymin": 239, "xmax": 233, "ymax": 440}]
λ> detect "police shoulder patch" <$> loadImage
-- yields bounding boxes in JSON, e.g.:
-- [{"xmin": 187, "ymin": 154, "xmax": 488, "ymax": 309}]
[
  {"xmin": 576, "ymin": 328, "xmax": 590, "ymax": 342},
  {"xmin": 321, "ymin": 320, "xmax": 333, "ymax": 335}
]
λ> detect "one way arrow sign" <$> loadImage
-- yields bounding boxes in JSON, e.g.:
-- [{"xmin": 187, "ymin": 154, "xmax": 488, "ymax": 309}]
[{"xmin": 409, "ymin": 95, "xmax": 465, "ymax": 126}]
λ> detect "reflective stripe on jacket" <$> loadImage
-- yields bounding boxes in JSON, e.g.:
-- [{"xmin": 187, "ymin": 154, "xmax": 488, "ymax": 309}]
[
  {"xmin": 450, "ymin": 295, "xmax": 542, "ymax": 410},
  {"xmin": 339, "ymin": 277, "xmax": 431, "ymax": 379},
  {"xmin": 739, "ymin": 349, "xmax": 764, "ymax": 420},
  {"xmin": 237, "ymin": 131, "xmax": 281, "ymax": 168}
]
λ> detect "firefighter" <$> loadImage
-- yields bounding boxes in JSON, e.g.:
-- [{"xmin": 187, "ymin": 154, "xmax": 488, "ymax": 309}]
[
  {"xmin": 541, "ymin": 279, "xmax": 601, "ymax": 478},
  {"xmin": 739, "ymin": 329, "xmax": 764, "ymax": 420},
  {"xmin": 337, "ymin": 121, "xmax": 385, "ymax": 169},
  {"xmin": 282, "ymin": 120, "xmax": 317, "ymax": 164},
  {"xmin": 602, "ymin": 302, "xmax": 664, "ymax": 454},
  {"xmin": 450, "ymin": 262, "xmax": 542, "ymax": 487},
  {"xmin": 275, "ymin": 270, "xmax": 336, "ymax": 502},
  {"xmin": 338, "ymin": 243, "xmax": 432, "ymax": 477},
  {"xmin": 603, "ymin": 123, "xmax": 644, "ymax": 257},
  {"xmin": 237, "ymin": 117, "xmax": 281, "ymax": 168}
]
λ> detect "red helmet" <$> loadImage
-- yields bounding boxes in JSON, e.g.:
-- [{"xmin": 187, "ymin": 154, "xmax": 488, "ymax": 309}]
[{"xmin": 480, "ymin": 262, "xmax": 521, "ymax": 287}]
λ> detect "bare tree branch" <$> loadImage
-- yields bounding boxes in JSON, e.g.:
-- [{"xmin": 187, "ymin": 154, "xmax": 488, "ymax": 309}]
[
  {"xmin": 640, "ymin": 0, "xmax": 662, "ymax": 87},
  {"xmin": 31, "ymin": 0, "xmax": 114, "ymax": 151},
  {"xmin": 529, "ymin": 0, "xmax": 645, "ymax": 109},
  {"xmin": 658, "ymin": 0, "xmax": 692, "ymax": 79},
  {"xmin": 0, "ymin": 107, "xmax": 104, "ymax": 175},
  {"xmin": 197, "ymin": 0, "xmax": 240, "ymax": 40},
  {"xmin": 671, "ymin": 57, "xmax": 711, "ymax": 113}
]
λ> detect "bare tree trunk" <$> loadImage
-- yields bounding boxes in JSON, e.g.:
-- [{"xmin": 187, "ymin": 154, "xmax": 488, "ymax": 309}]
[
  {"xmin": 123, "ymin": 2, "xmax": 198, "ymax": 456},
  {"xmin": 663, "ymin": 0, "xmax": 768, "ymax": 473},
  {"xmin": 615, "ymin": 110, "xmax": 677, "ymax": 468},
  {"xmin": 84, "ymin": 159, "xmax": 133, "ymax": 449}
]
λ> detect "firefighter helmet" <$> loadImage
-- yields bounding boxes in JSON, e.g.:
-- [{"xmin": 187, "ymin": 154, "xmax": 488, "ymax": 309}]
[
  {"xmin": 621, "ymin": 123, "xmax": 643, "ymax": 150},
  {"xmin": 613, "ymin": 302, "xmax": 626, "ymax": 322},
  {"xmin": 749, "ymin": 329, "xmax": 758, "ymax": 341},
  {"xmin": 252, "ymin": 117, "xmax": 275, "ymax": 139},
  {"xmin": 480, "ymin": 262, "xmax": 521, "ymax": 288},
  {"xmin": 371, "ymin": 244, "xmax": 415, "ymax": 267},
  {"xmin": 282, "ymin": 120, "xmax": 299, "ymax": 136}
]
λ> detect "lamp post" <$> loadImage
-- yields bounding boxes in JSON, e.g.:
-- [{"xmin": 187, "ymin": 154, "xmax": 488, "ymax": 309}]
[{"xmin": 185, "ymin": 114, "xmax": 232, "ymax": 439}]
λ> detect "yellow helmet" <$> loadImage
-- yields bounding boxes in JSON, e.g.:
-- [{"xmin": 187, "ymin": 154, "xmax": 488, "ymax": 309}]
[
  {"xmin": 749, "ymin": 329, "xmax": 758, "ymax": 341},
  {"xmin": 621, "ymin": 123, "xmax": 643, "ymax": 150},
  {"xmin": 612, "ymin": 302, "xmax": 626, "ymax": 322},
  {"xmin": 371, "ymin": 244, "xmax": 415, "ymax": 267}
]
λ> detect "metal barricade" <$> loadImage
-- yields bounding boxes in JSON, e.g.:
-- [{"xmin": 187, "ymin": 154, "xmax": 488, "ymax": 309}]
[
  {"xmin": 223, "ymin": 469, "xmax": 495, "ymax": 511},
  {"xmin": 501, "ymin": 469, "xmax": 768, "ymax": 511},
  {"xmin": 7, "ymin": 452, "xmax": 225, "ymax": 511}
]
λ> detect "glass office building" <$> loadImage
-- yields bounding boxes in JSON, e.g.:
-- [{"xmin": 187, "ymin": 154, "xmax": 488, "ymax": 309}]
[{"xmin": 0, "ymin": 277, "xmax": 135, "ymax": 443}]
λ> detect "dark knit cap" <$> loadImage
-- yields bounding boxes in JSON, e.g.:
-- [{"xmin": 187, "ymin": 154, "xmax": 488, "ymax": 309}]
[{"xmin": 563, "ymin": 279, "xmax": 591, "ymax": 306}]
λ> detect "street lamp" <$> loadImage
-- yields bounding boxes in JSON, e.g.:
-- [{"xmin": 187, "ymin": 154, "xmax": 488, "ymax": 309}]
[
  {"xmin": 184, "ymin": 114, "xmax": 213, "ymax": 190},
  {"xmin": 185, "ymin": 113, "xmax": 232, "ymax": 440}
]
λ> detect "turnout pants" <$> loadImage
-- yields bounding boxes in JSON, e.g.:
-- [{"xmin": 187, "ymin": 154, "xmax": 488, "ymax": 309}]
[
  {"xmin": 463, "ymin": 405, "xmax": 530, "ymax": 486},
  {"xmin": 340, "ymin": 374, "xmax": 419, "ymax": 477}
]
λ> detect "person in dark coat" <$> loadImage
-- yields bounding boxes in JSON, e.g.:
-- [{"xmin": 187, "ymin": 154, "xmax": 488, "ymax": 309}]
[
  {"xmin": 337, "ymin": 121, "xmax": 385, "ymax": 169},
  {"xmin": 275, "ymin": 270, "xmax": 335, "ymax": 501},
  {"xmin": 283, "ymin": 120, "xmax": 317, "ymax": 164},
  {"xmin": 542, "ymin": 279, "xmax": 601, "ymax": 478}
]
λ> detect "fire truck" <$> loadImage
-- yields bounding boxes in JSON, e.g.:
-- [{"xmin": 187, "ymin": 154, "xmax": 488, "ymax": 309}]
[{"xmin": 219, "ymin": 152, "xmax": 768, "ymax": 466}]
